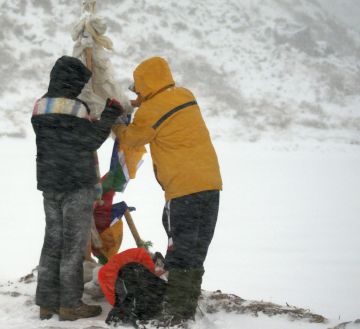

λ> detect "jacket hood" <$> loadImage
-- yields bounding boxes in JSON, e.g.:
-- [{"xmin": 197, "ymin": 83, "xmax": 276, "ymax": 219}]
[
  {"xmin": 133, "ymin": 57, "xmax": 175, "ymax": 100},
  {"xmin": 46, "ymin": 56, "xmax": 92, "ymax": 99}
]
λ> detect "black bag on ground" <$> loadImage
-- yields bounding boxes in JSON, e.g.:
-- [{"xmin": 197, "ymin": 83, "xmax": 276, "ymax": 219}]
[{"xmin": 106, "ymin": 262, "xmax": 167, "ymax": 325}]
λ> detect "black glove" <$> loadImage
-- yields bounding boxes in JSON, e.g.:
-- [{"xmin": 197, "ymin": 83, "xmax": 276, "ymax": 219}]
[{"xmin": 106, "ymin": 98, "xmax": 124, "ymax": 116}]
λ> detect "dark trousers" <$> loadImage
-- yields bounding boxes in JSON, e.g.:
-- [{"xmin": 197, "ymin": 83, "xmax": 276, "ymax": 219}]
[
  {"xmin": 162, "ymin": 190, "xmax": 219, "ymax": 271},
  {"xmin": 36, "ymin": 188, "xmax": 94, "ymax": 308},
  {"xmin": 162, "ymin": 190, "xmax": 219, "ymax": 317}
]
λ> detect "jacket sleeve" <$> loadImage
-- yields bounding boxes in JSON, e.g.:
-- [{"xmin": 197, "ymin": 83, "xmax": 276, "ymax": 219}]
[
  {"xmin": 119, "ymin": 105, "xmax": 156, "ymax": 148},
  {"xmin": 75, "ymin": 104, "xmax": 122, "ymax": 151}
]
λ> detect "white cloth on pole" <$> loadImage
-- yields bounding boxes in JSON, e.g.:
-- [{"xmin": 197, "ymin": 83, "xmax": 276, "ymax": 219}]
[{"xmin": 72, "ymin": 13, "xmax": 132, "ymax": 118}]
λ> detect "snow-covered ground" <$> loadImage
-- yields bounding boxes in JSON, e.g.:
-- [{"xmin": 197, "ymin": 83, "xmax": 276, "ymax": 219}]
[{"xmin": 1, "ymin": 132, "xmax": 359, "ymax": 328}]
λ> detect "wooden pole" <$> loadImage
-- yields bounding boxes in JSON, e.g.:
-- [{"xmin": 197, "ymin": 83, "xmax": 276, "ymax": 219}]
[
  {"xmin": 84, "ymin": 45, "xmax": 97, "ymax": 262},
  {"xmin": 85, "ymin": 47, "xmax": 93, "ymax": 71},
  {"xmin": 123, "ymin": 209, "xmax": 144, "ymax": 248}
]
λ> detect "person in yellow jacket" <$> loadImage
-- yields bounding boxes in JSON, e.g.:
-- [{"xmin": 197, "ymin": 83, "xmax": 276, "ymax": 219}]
[{"xmin": 114, "ymin": 56, "xmax": 222, "ymax": 326}]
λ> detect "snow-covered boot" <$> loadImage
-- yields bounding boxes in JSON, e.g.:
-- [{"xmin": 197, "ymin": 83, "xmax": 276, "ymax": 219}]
[
  {"xmin": 39, "ymin": 306, "xmax": 59, "ymax": 320},
  {"xmin": 59, "ymin": 301, "xmax": 102, "ymax": 321}
]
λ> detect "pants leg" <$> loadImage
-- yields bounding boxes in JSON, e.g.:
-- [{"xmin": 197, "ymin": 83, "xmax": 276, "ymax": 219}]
[
  {"xmin": 162, "ymin": 196, "xmax": 200, "ymax": 270},
  {"xmin": 162, "ymin": 190, "xmax": 219, "ymax": 270},
  {"xmin": 194, "ymin": 190, "xmax": 219, "ymax": 268},
  {"xmin": 162, "ymin": 191, "xmax": 219, "ymax": 319},
  {"xmin": 60, "ymin": 188, "xmax": 94, "ymax": 308},
  {"xmin": 192, "ymin": 191, "xmax": 219, "ymax": 305},
  {"xmin": 36, "ymin": 191, "xmax": 64, "ymax": 308}
]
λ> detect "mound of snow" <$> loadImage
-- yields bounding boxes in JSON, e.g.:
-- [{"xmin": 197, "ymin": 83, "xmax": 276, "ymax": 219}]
[{"xmin": 0, "ymin": 269, "xmax": 356, "ymax": 329}]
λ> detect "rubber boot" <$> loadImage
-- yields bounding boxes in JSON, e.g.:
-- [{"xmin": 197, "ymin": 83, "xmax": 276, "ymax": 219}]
[
  {"xmin": 188, "ymin": 268, "xmax": 205, "ymax": 317},
  {"xmin": 163, "ymin": 268, "xmax": 194, "ymax": 323}
]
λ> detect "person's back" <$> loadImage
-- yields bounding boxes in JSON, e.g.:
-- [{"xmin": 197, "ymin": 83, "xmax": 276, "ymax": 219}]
[
  {"xmin": 120, "ymin": 57, "xmax": 222, "ymax": 200},
  {"xmin": 32, "ymin": 56, "xmax": 123, "ymax": 192},
  {"xmin": 32, "ymin": 98, "xmax": 99, "ymax": 192}
]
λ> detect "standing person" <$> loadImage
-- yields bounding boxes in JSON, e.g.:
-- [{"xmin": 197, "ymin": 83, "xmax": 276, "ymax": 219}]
[
  {"xmin": 31, "ymin": 56, "xmax": 123, "ymax": 321},
  {"xmin": 114, "ymin": 56, "xmax": 222, "ymax": 326}
]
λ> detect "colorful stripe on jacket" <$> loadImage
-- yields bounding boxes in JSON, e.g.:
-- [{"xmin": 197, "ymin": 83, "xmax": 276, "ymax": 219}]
[{"xmin": 33, "ymin": 98, "xmax": 90, "ymax": 119}]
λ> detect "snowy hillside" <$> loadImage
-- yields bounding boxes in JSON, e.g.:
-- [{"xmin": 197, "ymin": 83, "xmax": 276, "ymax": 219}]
[
  {"xmin": 0, "ymin": 0, "xmax": 360, "ymax": 142},
  {"xmin": 1, "ymin": 1, "xmax": 360, "ymax": 329}
]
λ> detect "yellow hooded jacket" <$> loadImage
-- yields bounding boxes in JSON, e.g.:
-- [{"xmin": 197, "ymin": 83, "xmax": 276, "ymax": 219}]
[{"xmin": 120, "ymin": 57, "xmax": 222, "ymax": 201}]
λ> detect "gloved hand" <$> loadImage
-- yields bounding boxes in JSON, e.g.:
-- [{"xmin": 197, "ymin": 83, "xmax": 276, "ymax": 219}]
[
  {"xmin": 106, "ymin": 98, "xmax": 124, "ymax": 116},
  {"xmin": 112, "ymin": 123, "xmax": 127, "ymax": 140},
  {"xmin": 130, "ymin": 95, "xmax": 142, "ymax": 108},
  {"xmin": 114, "ymin": 114, "xmax": 130, "ymax": 125}
]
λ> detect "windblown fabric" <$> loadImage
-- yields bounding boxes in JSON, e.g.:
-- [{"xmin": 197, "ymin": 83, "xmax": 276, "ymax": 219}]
[
  {"xmin": 92, "ymin": 188, "xmax": 126, "ymax": 263},
  {"xmin": 102, "ymin": 139, "xmax": 145, "ymax": 193},
  {"xmin": 92, "ymin": 138, "xmax": 144, "ymax": 262}
]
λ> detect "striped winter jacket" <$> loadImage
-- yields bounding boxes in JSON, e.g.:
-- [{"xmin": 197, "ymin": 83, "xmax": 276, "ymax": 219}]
[{"xmin": 31, "ymin": 97, "xmax": 120, "ymax": 192}]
